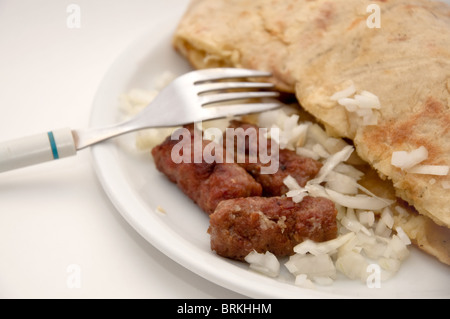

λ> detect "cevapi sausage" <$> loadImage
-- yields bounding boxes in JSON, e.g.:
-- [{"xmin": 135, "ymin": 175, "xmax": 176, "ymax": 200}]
[{"xmin": 208, "ymin": 196, "xmax": 337, "ymax": 260}]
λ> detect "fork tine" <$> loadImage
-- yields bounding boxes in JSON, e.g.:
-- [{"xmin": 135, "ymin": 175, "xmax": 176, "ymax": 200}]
[
  {"xmin": 190, "ymin": 68, "xmax": 272, "ymax": 83},
  {"xmin": 202, "ymin": 101, "xmax": 282, "ymax": 120},
  {"xmin": 200, "ymin": 91, "xmax": 279, "ymax": 106},
  {"xmin": 196, "ymin": 81, "xmax": 275, "ymax": 94}
]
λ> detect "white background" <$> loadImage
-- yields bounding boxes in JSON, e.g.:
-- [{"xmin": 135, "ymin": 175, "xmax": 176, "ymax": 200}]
[{"xmin": 0, "ymin": 0, "xmax": 245, "ymax": 298}]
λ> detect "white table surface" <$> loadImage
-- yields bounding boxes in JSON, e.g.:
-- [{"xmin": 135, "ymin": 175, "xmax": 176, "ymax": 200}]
[{"xmin": 0, "ymin": 0, "xmax": 245, "ymax": 299}]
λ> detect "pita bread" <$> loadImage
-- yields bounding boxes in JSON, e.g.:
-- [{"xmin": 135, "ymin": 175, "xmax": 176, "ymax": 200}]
[{"xmin": 173, "ymin": 0, "xmax": 450, "ymax": 264}]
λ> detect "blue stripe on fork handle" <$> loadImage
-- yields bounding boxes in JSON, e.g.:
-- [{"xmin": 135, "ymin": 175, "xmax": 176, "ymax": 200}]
[{"xmin": 47, "ymin": 131, "xmax": 59, "ymax": 159}]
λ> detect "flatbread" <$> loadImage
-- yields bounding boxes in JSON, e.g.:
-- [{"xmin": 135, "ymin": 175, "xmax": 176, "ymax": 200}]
[
  {"xmin": 291, "ymin": 0, "xmax": 450, "ymax": 229},
  {"xmin": 173, "ymin": 0, "xmax": 450, "ymax": 264}
]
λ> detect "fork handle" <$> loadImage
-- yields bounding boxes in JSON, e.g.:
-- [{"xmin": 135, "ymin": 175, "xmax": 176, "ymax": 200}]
[{"xmin": 0, "ymin": 128, "xmax": 77, "ymax": 173}]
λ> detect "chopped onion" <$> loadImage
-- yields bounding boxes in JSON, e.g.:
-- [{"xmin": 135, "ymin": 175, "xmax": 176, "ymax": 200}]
[
  {"xmin": 355, "ymin": 107, "xmax": 373, "ymax": 117},
  {"xmin": 283, "ymin": 175, "xmax": 302, "ymax": 190},
  {"xmin": 407, "ymin": 164, "xmax": 449, "ymax": 176},
  {"xmin": 378, "ymin": 257, "xmax": 401, "ymax": 274},
  {"xmin": 285, "ymin": 254, "xmax": 336, "ymax": 279},
  {"xmin": 359, "ymin": 90, "xmax": 381, "ymax": 108},
  {"xmin": 325, "ymin": 188, "xmax": 394, "ymax": 210},
  {"xmin": 310, "ymin": 145, "xmax": 354, "ymax": 184},
  {"xmin": 307, "ymin": 124, "xmax": 331, "ymax": 148},
  {"xmin": 338, "ymin": 234, "xmax": 361, "ymax": 255},
  {"xmin": 383, "ymin": 235, "xmax": 410, "ymax": 261},
  {"xmin": 338, "ymin": 98, "xmax": 359, "ymax": 112},
  {"xmin": 375, "ymin": 220, "xmax": 392, "ymax": 238},
  {"xmin": 294, "ymin": 274, "xmax": 315, "ymax": 289},
  {"xmin": 346, "ymin": 207, "xmax": 357, "ymax": 220},
  {"xmin": 341, "ymin": 216, "xmax": 362, "ymax": 233},
  {"xmin": 294, "ymin": 123, "xmax": 310, "ymax": 148},
  {"xmin": 312, "ymin": 276, "xmax": 334, "ymax": 286},
  {"xmin": 304, "ymin": 183, "xmax": 329, "ymax": 198},
  {"xmin": 391, "ymin": 146, "xmax": 428, "ymax": 170},
  {"xmin": 324, "ymin": 137, "xmax": 351, "ymax": 155},
  {"xmin": 354, "ymin": 93, "xmax": 381, "ymax": 109},
  {"xmin": 395, "ymin": 227, "xmax": 411, "ymax": 246},
  {"xmin": 330, "ymin": 83, "xmax": 356, "ymax": 101},
  {"xmin": 312, "ymin": 143, "xmax": 330, "ymax": 158},
  {"xmin": 335, "ymin": 251, "xmax": 369, "ymax": 282},
  {"xmin": 380, "ymin": 207, "xmax": 395, "ymax": 229},
  {"xmin": 324, "ymin": 171, "xmax": 359, "ymax": 195},
  {"xmin": 293, "ymin": 232, "xmax": 355, "ymax": 256},
  {"xmin": 296, "ymin": 147, "xmax": 321, "ymax": 160},
  {"xmin": 332, "ymin": 86, "xmax": 381, "ymax": 126},
  {"xmin": 358, "ymin": 211, "xmax": 375, "ymax": 227},
  {"xmin": 278, "ymin": 114, "xmax": 301, "ymax": 150},
  {"xmin": 244, "ymin": 250, "xmax": 280, "ymax": 278},
  {"xmin": 286, "ymin": 189, "xmax": 308, "ymax": 203},
  {"xmin": 334, "ymin": 163, "xmax": 365, "ymax": 180},
  {"xmin": 360, "ymin": 235, "xmax": 387, "ymax": 260},
  {"xmin": 258, "ymin": 108, "xmax": 289, "ymax": 129}
]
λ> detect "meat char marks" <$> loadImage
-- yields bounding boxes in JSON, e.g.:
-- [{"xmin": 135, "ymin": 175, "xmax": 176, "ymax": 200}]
[
  {"xmin": 151, "ymin": 121, "xmax": 338, "ymax": 260},
  {"xmin": 209, "ymin": 196, "xmax": 337, "ymax": 261},
  {"xmin": 151, "ymin": 125, "xmax": 262, "ymax": 215}
]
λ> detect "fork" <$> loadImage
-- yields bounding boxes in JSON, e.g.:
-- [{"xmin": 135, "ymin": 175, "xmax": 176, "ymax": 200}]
[{"xmin": 0, "ymin": 68, "xmax": 281, "ymax": 173}]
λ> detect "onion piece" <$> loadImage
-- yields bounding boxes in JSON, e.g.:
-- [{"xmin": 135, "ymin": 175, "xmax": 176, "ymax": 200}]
[
  {"xmin": 312, "ymin": 143, "xmax": 330, "ymax": 158},
  {"xmin": 294, "ymin": 274, "xmax": 315, "ymax": 289},
  {"xmin": 380, "ymin": 207, "xmax": 395, "ymax": 229},
  {"xmin": 334, "ymin": 163, "xmax": 365, "ymax": 180},
  {"xmin": 285, "ymin": 254, "xmax": 336, "ymax": 279},
  {"xmin": 375, "ymin": 220, "xmax": 392, "ymax": 238},
  {"xmin": 283, "ymin": 175, "xmax": 302, "ymax": 190},
  {"xmin": 354, "ymin": 93, "xmax": 381, "ymax": 109},
  {"xmin": 395, "ymin": 227, "xmax": 411, "ymax": 246},
  {"xmin": 358, "ymin": 211, "xmax": 375, "ymax": 227},
  {"xmin": 244, "ymin": 250, "xmax": 280, "ymax": 278},
  {"xmin": 330, "ymin": 83, "xmax": 356, "ymax": 101},
  {"xmin": 286, "ymin": 189, "xmax": 309, "ymax": 203},
  {"xmin": 335, "ymin": 251, "xmax": 369, "ymax": 282},
  {"xmin": 338, "ymin": 98, "xmax": 359, "ymax": 112},
  {"xmin": 359, "ymin": 90, "xmax": 381, "ymax": 108},
  {"xmin": 296, "ymin": 147, "xmax": 321, "ymax": 160},
  {"xmin": 391, "ymin": 146, "xmax": 428, "ymax": 170},
  {"xmin": 383, "ymin": 235, "xmax": 410, "ymax": 261},
  {"xmin": 378, "ymin": 257, "xmax": 401, "ymax": 274},
  {"xmin": 312, "ymin": 276, "xmax": 334, "ymax": 286},
  {"xmin": 293, "ymin": 232, "xmax": 355, "ymax": 256},
  {"xmin": 309, "ymin": 145, "xmax": 354, "ymax": 185},
  {"xmin": 407, "ymin": 164, "xmax": 449, "ymax": 176},
  {"xmin": 325, "ymin": 188, "xmax": 394, "ymax": 210},
  {"xmin": 324, "ymin": 171, "xmax": 359, "ymax": 195}
]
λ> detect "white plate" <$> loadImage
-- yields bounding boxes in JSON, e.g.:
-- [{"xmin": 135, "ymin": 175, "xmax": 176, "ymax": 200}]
[{"xmin": 89, "ymin": 12, "xmax": 450, "ymax": 299}]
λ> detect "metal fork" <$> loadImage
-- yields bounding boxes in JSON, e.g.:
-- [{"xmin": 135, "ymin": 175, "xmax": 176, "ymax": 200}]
[{"xmin": 0, "ymin": 68, "xmax": 281, "ymax": 173}]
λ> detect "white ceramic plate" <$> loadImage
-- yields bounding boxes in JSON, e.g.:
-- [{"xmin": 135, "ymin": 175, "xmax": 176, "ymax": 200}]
[{"xmin": 90, "ymin": 12, "xmax": 450, "ymax": 299}]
